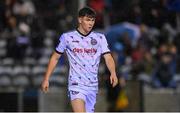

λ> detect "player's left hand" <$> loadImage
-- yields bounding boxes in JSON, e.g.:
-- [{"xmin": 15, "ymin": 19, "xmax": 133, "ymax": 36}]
[{"xmin": 110, "ymin": 74, "xmax": 118, "ymax": 87}]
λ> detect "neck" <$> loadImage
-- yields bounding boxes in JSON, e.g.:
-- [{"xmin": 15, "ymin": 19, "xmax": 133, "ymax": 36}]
[{"xmin": 77, "ymin": 26, "xmax": 89, "ymax": 36}]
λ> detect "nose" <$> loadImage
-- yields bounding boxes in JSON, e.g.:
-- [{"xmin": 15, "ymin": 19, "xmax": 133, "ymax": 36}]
[
  {"xmin": 89, "ymin": 21, "xmax": 94, "ymax": 26},
  {"xmin": 89, "ymin": 23, "xmax": 93, "ymax": 27}
]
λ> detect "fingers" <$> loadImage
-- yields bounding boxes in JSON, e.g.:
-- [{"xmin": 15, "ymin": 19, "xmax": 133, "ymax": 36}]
[
  {"xmin": 112, "ymin": 78, "xmax": 118, "ymax": 87},
  {"xmin": 42, "ymin": 86, "xmax": 49, "ymax": 93},
  {"xmin": 41, "ymin": 81, "xmax": 49, "ymax": 93},
  {"xmin": 110, "ymin": 76, "xmax": 118, "ymax": 87},
  {"xmin": 110, "ymin": 76, "xmax": 113, "ymax": 85}
]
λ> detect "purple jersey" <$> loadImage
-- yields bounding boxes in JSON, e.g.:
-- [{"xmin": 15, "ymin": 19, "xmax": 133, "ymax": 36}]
[{"xmin": 55, "ymin": 30, "xmax": 110, "ymax": 91}]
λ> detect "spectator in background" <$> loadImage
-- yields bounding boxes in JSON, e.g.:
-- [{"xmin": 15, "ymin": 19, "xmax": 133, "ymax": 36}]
[
  {"xmin": 152, "ymin": 45, "xmax": 176, "ymax": 88},
  {"xmin": 30, "ymin": 15, "xmax": 45, "ymax": 60},
  {"xmin": 87, "ymin": 0, "xmax": 105, "ymax": 28},
  {"xmin": 173, "ymin": 33, "xmax": 180, "ymax": 73},
  {"xmin": 0, "ymin": 0, "xmax": 6, "ymax": 32},
  {"xmin": 13, "ymin": 0, "xmax": 35, "ymax": 16},
  {"xmin": 129, "ymin": 5, "xmax": 143, "ymax": 25},
  {"xmin": 15, "ymin": 22, "xmax": 30, "ymax": 61},
  {"xmin": 5, "ymin": 16, "xmax": 19, "ymax": 59},
  {"xmin": 142, "ymin": 51, "xmax": 154, "ymax": 75},
  {"xmin": 130, "ymin": 42, "xmax": 146, "ymax": 80}
]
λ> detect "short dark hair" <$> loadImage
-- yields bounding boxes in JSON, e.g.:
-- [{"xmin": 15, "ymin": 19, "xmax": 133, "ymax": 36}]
[{"xmin": 78, "ymin": 7, "xmax": 96, "ymax": 18}]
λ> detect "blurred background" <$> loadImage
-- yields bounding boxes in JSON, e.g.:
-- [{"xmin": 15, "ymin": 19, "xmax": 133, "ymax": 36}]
[{"xmin": 0, "ymin": 0, "xmax": 180, "ymax": 112}]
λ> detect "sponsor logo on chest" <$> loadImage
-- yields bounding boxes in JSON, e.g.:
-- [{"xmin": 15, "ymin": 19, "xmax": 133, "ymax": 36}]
[{"xmin": 73, "ymin": 48, "xmax": 97, "ymax": 54}]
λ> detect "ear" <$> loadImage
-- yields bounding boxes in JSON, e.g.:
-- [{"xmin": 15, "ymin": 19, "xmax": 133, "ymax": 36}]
[{"xmin": 78, "ymin": 17, "xmax": 82, "ymax": 24}]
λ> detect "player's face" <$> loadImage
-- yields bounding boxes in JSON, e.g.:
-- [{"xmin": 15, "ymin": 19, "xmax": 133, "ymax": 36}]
[{"xmin": 78, "ymin": 16, "xmax": 95, "ymax": 34}]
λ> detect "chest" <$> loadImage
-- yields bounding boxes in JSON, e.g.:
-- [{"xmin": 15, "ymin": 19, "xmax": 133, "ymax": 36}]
[{"xmin": 66, "ymin": 37, "xmax": 100, "ymax": 53}]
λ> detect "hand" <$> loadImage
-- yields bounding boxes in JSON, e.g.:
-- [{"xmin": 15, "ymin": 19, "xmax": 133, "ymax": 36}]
[
  {"xmin": 110, "ymin": 74, "xmax": 118, "ymax": 87},
  {"xmin": 41, "ymin": 79, "xmax": 49, "ymax": 93}
]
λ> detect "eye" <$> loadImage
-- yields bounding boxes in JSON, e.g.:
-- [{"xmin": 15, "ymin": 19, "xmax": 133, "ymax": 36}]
[{"xmin": 86, "ymin": 18, "xmax": 91, "ymax": 21}]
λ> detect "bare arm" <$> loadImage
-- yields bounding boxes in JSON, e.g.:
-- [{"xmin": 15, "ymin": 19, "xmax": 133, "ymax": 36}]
[
  {"xmin": 103, "ymin": 53, "xmax": 118, "ymax": 87},
  {"xmin": 41, "ymin": 51, "xmax": 62, "ymax": 92}
]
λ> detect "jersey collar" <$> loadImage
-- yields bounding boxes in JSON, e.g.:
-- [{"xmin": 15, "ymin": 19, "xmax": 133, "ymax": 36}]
[{"xmin": 76, "ymin": 28, "xmax": 92, "ymax": 37}]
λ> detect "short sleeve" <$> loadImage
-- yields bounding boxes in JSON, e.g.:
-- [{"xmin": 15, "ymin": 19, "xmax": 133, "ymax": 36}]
[
  {"xmin": 100, "ymin": 34, "xmax": 110, "ymax": 55},
  {"xmin": 55, "ymin": 34, "xmax": 66, "ymax": 54}
]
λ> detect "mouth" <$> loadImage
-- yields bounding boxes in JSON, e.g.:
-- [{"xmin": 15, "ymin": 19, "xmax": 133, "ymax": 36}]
[{"xmin": 89, "ymin": 27, "xmax": 92, "ymax": 29}]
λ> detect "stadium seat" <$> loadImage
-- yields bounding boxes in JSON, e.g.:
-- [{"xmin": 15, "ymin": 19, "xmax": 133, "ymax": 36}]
[
  {"xmin": 0, "ymin": 66, "xmax": 13, "ymax": 76},
  {"xmin": 49, "ymin": 74, "xmax": 67, "ymax": 87},
  {"xmin": 0, "ymin": 39, "xmax": 7, "ymax": 48},
  {"xmin": 2, "ymin": 58, "xmax": 15, "ymax": 66},
  {"xmin": 23, "ymin": 57, "xmax": 36, "ymax": 66},
  {"xmin": 0, "ymin": 74, "xmax": 12, "ymax": 87},
  {"xmin": 12, "ymin": 74, "xmax": 30, "ymax": 88},
  {"xmin": 32, "ymin": 65, "xmax": 46, "ymax": 75},
  {"xmin": 38, "ymin": 57, "xmax": 49, "ymax": 66},
  {"xmin": 174, "ymin": 74, "xmax": 180, "ymax": 83},
  {"xmin": 13, "ymin": 65, "xmax": 27, "ymax": 75},
  {"xmin": 31, "ymin": 74, "xmax": 43, "ymax": 88}
]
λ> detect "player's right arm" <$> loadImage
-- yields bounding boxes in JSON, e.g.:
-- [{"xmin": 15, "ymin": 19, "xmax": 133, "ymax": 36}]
[{"xmin": 41, "ymin": 51, "xmax": 62, "ymax": 93}]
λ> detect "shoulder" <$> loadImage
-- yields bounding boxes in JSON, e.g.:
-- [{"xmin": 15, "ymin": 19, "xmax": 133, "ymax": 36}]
[
  {"xmin": 59, "ymin": 30, "xmax": 76, "ymax": 39},
  {"xmin": 91, "ymin": 31, "xmax": 106, "ymax": 39},
  {"xmin": 63, "ymin": 30, "xmax": 76, "ymax": 36}
]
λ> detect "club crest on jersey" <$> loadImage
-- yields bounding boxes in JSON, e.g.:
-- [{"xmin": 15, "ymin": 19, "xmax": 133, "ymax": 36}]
[{"xmin": 91, "ymin": 38, "xmax": 97, "ymax": 45}]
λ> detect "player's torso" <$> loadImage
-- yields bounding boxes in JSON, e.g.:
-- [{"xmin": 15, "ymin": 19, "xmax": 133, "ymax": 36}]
[
  {"xmin": 64, "ymin": 30, "xmax": 102, "ymax": 88},
  {"xmin": 66, "ymin": 31, "xmax": 101, "ymax": 61}
]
